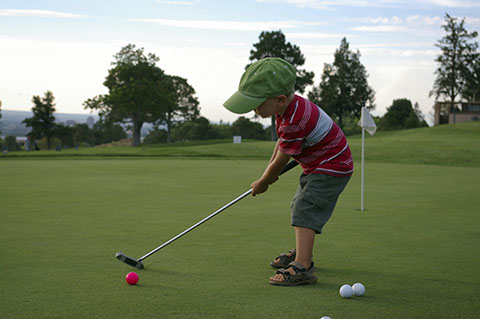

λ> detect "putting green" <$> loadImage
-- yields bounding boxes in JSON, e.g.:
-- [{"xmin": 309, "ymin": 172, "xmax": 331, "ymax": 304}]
[{"xmin": 1, "ymin": 159, "xmax": 478, "ymax": 318}]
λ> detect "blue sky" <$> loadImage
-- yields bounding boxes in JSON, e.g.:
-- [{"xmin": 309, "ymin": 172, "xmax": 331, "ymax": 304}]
[{"xmin": 1, "ymin": 0, "xmax": 479, "ymax": 125}]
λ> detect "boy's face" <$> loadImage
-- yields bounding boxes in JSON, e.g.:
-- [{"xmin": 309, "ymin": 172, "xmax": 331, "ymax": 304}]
[{"xmin": 254, "ymin": 95, "xmax": 288, "ymax": 118}]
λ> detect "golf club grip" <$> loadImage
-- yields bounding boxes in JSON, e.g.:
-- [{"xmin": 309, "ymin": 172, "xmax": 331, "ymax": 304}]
[{"xmin": 279, "ymin": 160, "xmax": 299, "ymax": 175}]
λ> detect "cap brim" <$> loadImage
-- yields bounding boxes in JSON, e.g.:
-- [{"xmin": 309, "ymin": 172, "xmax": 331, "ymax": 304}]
[{"xmin": 223, "ymin": 91, "xmax": 267, "ymax": 114}]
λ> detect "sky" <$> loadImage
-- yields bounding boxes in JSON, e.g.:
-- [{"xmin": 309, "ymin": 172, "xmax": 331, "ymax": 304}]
[{"xmin": 1, "ymin": 0, "xmax": 479, "ymax": 126}]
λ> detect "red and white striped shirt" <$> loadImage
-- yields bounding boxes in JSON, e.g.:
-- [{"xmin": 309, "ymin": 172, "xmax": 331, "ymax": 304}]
[{"xmin": 276, "ymin": 95, "xmax": 354, "ymax": 177}]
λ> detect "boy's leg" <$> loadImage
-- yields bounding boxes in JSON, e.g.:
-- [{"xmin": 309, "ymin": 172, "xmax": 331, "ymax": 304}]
[
  {"xmin": 294, "ymin": 226, "xmax": 315, "ymax": 268},
  {"xmin": 270, "ymin": 226, "xmax": 315, "ymax": 283}
]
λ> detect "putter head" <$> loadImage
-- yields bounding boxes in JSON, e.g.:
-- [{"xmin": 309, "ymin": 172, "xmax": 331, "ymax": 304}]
[{"xmin": 116, "ymin": 252, "xmax": 144, "ymax": 269}]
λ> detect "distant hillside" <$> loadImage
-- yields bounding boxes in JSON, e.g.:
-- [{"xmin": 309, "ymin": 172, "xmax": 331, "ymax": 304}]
[
  {"xmin": 0, "ymin": 110, "xmax": 98, "ymax": 137},
  {"xmin": 348, "ymin": 121, "xmax": 480, "ymax": 167},
  {"xmin": 3, "ymin": 121, "xmax": 479, "ymax": 167}
]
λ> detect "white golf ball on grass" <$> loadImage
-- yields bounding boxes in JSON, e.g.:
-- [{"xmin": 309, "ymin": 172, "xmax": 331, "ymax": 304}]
[
  {"xmin": 352, "ymin": 283, "xmax": 365, "ymax": 296},
  {"xmin": 339, "ymin": 284, "xmax": 353, "ymax": 298}
]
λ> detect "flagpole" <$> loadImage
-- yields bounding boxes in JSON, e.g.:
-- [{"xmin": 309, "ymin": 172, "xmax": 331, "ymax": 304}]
[{"xmin": 361, "ymin": 127, "xmax": 365, "ymax": 211}]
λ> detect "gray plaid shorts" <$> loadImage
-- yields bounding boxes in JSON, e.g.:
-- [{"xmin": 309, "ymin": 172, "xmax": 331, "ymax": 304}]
[{"xmin": 291, "ymin": 173, "xmax": 351, "ymax": 234}]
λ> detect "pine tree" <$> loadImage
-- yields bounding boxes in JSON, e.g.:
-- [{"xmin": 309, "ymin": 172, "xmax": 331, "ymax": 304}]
[
  {"xmin": 431, "ymin": 13, "xmax": 478, "ymax": 122},
  {"xmin": 23, "ymin": 91, "xmax": 57, "ymax": 150},
  {"xmin": 309, "ymin": 38, "xmax": 375, "ymax": 128}
]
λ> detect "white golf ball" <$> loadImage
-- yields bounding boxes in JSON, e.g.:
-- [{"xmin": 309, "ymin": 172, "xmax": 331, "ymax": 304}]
[
  {"xmin": 352, "ymin": 283, "xmax": 365, "ymax": 296},
  {"xmin": 339, "ymin": 284, "xmax": 353, "ymax": 298},
  {"xmin": 321, "ymin": 317, "xmax": 332, "ymax": 319}
]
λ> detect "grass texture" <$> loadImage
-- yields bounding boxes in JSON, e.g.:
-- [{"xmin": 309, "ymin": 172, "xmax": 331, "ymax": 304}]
[{"xmin": 1, "ymin": 158, "xmax": 479, "ymax": 318}]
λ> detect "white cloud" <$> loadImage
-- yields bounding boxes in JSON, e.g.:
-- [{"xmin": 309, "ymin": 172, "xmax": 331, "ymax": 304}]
[
  {"xmin": 131, "ymin": 18, "xmax": 305, "ymax": 31},
  {"xmin": 355, "ymin": 15, "xmax": 443, "ymax": 26},
  {"xmin": 421, "ymin": 0, "xmax": 480, "ymax": 8},
  {"xmin": 466, "ymin": 17, "xmax": 480, "ymax": 26},
  {"xmin": 0, "ymin": 9, "xmax": 83, "ymax": 18},
  {"xmin": 157, "ymin": 0, "xmax": 201, "ymax": 4},
  {"xmin": 350, "ymin": 15, "xmax": 447, "ymax": 36},
  {"xmin": 284, "ymin": 0, "xmax": 376, "ymax": 9},
  {"xmin": 286, "ymin": 32, "xmax": 349, "ymax": 39},
  {"xmin": 351, "ymin": 25, "xmax": 409, "ymax": 32},
  {"xmin": 406, "ymin": 15, "xmax": 442, "ymax": 25},
  {"xmin": 259, "ymin": 0, "xmax": 480, "ymax": 8}
]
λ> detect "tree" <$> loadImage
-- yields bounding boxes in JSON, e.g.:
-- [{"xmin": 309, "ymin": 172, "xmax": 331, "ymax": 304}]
[
  {"xmin": 231, "ymin": 117, "xmax": 267, "ymax": 140},
  {"xmin": 171, "ymin": 117, "xmax": 212, "ymax": 141},
  {"xmin": 84, "ymin": 44, "xmax": 170, "ymax": 146},
  {"xmin": 143, "ymin": 128, "xmax": 168, "ymax": 144},
  {"xmin": 155, "ymin": 75, "xmax": 200, "ymax": 143},
  {"xmin": 463, "ymin": 52, "xmax": 480, "ymax": 101},
  {"xmin": 92, "ymin": 119, "xmax": 127, "ymax": 145},
  {"xmin": 308, "ymin": 38, "xmax": 375, "ymax": 129},
  {"xmin": 431, "ymin": 13, "xmax": 479, "ymax": 122},
  {"xmin": 73, "ymin": 123, "xmax": 96, "ymax": 145},
  {"xmin": 53, "ymin": 124, "xmax": 75, "ymax": 147},
  {"xmin": 248, "ymin": 30, "xmax": 314, "ymax": 140},
  {"xmin": 210, "ymin": 121, "xmax": 233, "ymax": 140},
  {"xmin": 23, "ymin": 91, "xmax": 57, "ymax": 150},
  {"xmin": 380, "ymin": 99, "xmax": 428, "ymax": 130},
  {"xmin": 4, "ymin": 136, "xmax": 21, "ymax": 151}
]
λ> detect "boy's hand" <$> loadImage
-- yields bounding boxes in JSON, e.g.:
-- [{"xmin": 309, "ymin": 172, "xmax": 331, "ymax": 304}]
[
  {"xmin": 251, "ymin": 179, "xmax": 269, "ymax": 196},
  {"xmin": 251, "ymin": 150, "xmax": 290, "ymax": 197}
]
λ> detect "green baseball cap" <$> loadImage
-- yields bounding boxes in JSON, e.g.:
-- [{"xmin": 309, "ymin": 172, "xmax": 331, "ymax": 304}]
[{"xmin": 223, "ymin": 57, "xmax": 296, "ymax": 114}]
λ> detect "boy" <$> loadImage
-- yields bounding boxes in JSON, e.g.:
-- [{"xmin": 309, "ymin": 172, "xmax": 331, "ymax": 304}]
[{"xmin": 223, "ymin": 57, "xmax": 353, "ymax": 286}]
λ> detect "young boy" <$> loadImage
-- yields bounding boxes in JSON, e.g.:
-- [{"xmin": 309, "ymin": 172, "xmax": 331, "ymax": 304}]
[{"xmin": 223, "ymin": 57, "xmax": 353, "ymax": 286}]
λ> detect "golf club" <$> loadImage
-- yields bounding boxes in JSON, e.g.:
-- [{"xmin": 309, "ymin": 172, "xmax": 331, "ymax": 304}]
[{"xmin": 116, "ymin": 160, "xmax": 299, "ymax": 269}]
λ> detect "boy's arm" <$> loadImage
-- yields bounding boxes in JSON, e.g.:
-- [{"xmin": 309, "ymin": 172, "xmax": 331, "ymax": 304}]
[
  {"xmin": 269, "ymin": 139, "xmax": 280, "ymax": 164},
  {"xmin": 251, "ymin": 150, "xmax": 291, "ymax": 196}
]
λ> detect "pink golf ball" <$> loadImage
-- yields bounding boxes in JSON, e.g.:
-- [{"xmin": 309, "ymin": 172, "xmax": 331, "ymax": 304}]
[{"xmin": 126, "ymin": 272, "xmax": 139, "ymax": 285}]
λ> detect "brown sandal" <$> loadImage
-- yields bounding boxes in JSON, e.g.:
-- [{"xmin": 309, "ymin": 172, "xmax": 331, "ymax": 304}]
[
  {"xmin": 270, "ymin": 249, "xmax": 296, "ymax": 268},
  {"xmin": 269, "ymin": 261, "xmax": 317, "ymax": 286}
]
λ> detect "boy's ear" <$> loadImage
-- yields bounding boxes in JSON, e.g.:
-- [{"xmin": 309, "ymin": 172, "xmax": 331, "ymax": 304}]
[{"xmin": 277, "ymin": 94, "xmax": 288, "ymax": 106}]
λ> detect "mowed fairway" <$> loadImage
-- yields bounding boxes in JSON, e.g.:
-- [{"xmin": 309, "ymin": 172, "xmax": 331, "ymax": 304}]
[{"xmin": 1, "ymin": 157, "xmax": 479, "ymax": 318}]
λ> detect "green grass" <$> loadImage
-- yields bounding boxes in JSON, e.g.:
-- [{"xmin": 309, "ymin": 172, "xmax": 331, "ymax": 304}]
[
  {"xmin": 1, "ymin": 158, "xmax": 479, "ymax": 318},
  {"xmin": 1, "ymin": 139, "xmax": 273, "ymax": 159},
  {"xmin": 1, "ymin": 122, "xmax": 479, "ymax": 318},
  {"xmin": 348, "ymin": 121, "xmax": 480, "ymax": 167}
]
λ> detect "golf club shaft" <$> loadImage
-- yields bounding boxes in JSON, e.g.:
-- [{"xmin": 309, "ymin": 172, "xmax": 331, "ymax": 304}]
[
  {"xmin": 138, "ymin": 160, "xmax": 299, "ymax": 262},
  {"xmin": 138, "ymin": 188, "xmax": 252, "ymax": 261}
]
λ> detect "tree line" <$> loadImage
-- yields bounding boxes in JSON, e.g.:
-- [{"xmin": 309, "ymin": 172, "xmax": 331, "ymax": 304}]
[
  {"xmin": 1, "ymin": 13, "xmax": 478, "ymax": 151},
  {"xmin": 0, "ymin": 92, "xmax": 127, "ymax": 151}
]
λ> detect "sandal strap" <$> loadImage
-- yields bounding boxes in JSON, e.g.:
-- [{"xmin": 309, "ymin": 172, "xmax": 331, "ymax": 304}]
[
  {"xmin": 288, "ymin": 261, "xmax": 306, "ymax": 273},
  {"xmin": 276, "ymin": 268, "xmax": 292, "ymax": 280},
  {"xmin": 288, "ymin": 261, "xmax": 315, "ymax": 273},
  {"xmin": 277, "ymin": 249, "xmax": 296, "ymax": 259},
  {"xmin": 274, "ymin": 262, "xmax": 316, "ymax": 283}
]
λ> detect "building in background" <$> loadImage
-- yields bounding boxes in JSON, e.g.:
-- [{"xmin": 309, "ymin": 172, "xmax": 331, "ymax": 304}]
[
  {"xmin": 86, "ymin": 116, "xmax": 95, "ymax": 129},
  {"xmin": 434, "ymin": 101, "xmax": 480, "ymax": 125}
]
